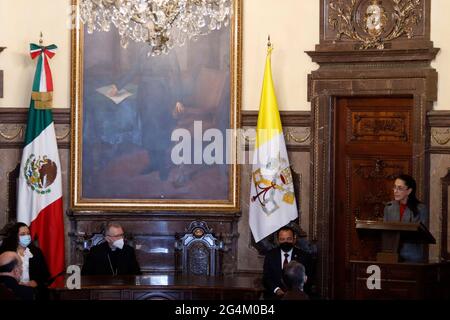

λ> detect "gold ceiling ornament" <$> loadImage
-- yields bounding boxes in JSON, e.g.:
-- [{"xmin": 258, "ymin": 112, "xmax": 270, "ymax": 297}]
[
  {"xmin": 329, "ymin": 0, "xmax": 423, "ymax": 50},
  {"xmin": 79, "ymin": 0, "xmax": 232, "ymax": 56}
]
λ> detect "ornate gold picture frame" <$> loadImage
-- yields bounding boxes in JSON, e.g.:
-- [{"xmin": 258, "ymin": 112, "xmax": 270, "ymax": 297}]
[{"xmin": 70, "ymin": 0, "xmax": 242, "ymax": 211}]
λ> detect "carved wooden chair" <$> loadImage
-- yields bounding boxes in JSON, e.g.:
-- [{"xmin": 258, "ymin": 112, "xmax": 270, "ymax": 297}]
[{"xmin": 175, "ymin": 221, "xmax": 223, "ymax": 276}]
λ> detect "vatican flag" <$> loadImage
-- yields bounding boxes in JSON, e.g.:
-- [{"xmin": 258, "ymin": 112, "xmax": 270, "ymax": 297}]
[{"xmin": 249, "ymin": 44, "xmax": 298, "ymax": 243}]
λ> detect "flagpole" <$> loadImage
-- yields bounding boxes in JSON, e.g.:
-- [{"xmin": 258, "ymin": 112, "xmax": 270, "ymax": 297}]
[{"xmin": 249, "ymin": 36, "xmax": 298, "ymax": 242}]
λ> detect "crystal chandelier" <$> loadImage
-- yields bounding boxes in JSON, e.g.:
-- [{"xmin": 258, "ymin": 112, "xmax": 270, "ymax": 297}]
[{"xmin": 79, "ymin": 0, "xmax": 232, "ymax": 56}]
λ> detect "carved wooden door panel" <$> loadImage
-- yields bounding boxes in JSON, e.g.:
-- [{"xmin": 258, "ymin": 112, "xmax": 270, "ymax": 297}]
[{"xmin": 334, "ymin": 97, "xmax": 413, "ymax": 299}]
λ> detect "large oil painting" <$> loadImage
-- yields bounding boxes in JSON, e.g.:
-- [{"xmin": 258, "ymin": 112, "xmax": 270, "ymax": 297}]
[{"xmin": 70, "ymin": 0, "xmax": 241, "ymax": 211}]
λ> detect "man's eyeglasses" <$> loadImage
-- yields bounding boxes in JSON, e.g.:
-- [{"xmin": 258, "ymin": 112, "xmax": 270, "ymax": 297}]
[
  {"xmin": 107, "ymin": 233, "xmax": 124, "ymax": 238},
  {"xmin": 392, "ymin": 186, "xmax": 408, "ymax": 192}
]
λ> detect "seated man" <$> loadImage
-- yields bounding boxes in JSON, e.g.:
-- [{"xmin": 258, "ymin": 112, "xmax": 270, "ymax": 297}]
[
  {"xmin": 0, "ymin": 251, "xmax": 34, "ymax": 300},
  {"xmin": 262, "ymin": 226, "xmax": 313, "ymax": 300},
  {"xmin": 172, "ymin": 67, "xmax": 227, "ymax": 132},
  {"xmin": 281, "ymin": 261, "xmax": 309, "ymax": 300},
  {"xmin": 82, "ymin": 222, "xmax": 141, "ymax": 275}
]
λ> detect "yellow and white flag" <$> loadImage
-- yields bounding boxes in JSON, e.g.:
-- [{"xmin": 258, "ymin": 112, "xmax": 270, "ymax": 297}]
[{"xmin": 249, "ymin": 45, "xmax": 298, "ymax": 243}]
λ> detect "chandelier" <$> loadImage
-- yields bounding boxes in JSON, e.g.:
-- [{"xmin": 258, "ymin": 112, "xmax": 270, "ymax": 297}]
[{"xmin": 79, "ymin": 0, "xmax": 232, "ymax": 56}]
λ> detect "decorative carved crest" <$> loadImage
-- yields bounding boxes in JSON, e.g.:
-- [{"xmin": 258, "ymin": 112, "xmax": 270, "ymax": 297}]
[
  {"xmin": 353, "ymin": 159, "xmax": 403, "ymax": 180},
  {"xmin": 432, "ymin": 128, "xmax": 450, "ymax": 146},
  {"xmin": 329, "ymin": 0, "xmax": 423, "ymax": 49},
  {"xmin": 351, "ymin": 112, "xmax": 409, "ymax": 142}
]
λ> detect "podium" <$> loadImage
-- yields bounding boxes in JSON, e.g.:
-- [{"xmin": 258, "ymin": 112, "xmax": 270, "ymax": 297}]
[
  {"xmin": 355, "ymin": 219, "xmax": 436, "ymax": 263},
  {"xmin": 351, "ymin": 220, "xmax": 450, "ymax": 299}
]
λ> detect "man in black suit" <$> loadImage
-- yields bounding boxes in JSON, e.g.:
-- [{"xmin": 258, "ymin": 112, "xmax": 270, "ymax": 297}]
[
  {"xmin": 82, "ymin": 222, "xmax": 141, "ymax": 276},
  {"xmin": 263, "ymin": 226, "xmax": 313, "ymax": 300},
  {"xmin": 0, "ymin": 251, "xmax": 34, "ymax": 300}
]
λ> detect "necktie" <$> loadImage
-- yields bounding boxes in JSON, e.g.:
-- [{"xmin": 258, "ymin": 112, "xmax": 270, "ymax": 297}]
[{"xmin": 283, "ymin": 253, "xmax": 289, "ymax": 269}]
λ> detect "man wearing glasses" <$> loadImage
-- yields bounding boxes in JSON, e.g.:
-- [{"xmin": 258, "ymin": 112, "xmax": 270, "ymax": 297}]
[{"xmin": 82, "ymin": 222, "xmax": 141, "ymax": 275}]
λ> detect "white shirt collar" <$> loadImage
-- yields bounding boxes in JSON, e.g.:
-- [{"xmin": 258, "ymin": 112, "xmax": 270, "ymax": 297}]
[{"xmin": 281, "ymin": 248, "xmax": 293, "ymax": 256}]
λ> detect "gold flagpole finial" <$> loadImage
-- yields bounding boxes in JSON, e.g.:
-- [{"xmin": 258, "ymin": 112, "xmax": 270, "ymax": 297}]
[
  {"xmin": 39, "ymin": 32, "xmax": 44, "ymax": 46},
  {"xmin": 267, "ymin": 35, "xmax": 273, "ymax": 54}
]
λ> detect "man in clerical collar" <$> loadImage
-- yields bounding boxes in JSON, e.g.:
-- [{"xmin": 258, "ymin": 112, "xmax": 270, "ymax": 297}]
[{"xmin": 81, "ymin": 222, "xmax": 141, "ymax": 276}]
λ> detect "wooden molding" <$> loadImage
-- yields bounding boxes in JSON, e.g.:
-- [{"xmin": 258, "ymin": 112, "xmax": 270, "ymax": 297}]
[
  {"xmin": 241, "ymin": 111, "xmax": 311, "ymax": 127},
  {"xmin": 306, "ymin": 48, "xmax": 439, "ymax": 64},
  {"xmin": 428, "ymin": 110, "xmax": 450, "ymax": 127},
  {"xmin": 0, "ymin": 107, "xmax": 70, "ymax": 124}
]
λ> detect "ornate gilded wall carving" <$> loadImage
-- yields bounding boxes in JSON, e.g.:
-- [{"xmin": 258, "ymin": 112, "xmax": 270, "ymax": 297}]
[{"xmin": 328, "ymin": 0, "xmax": 424, "ymax": 49}]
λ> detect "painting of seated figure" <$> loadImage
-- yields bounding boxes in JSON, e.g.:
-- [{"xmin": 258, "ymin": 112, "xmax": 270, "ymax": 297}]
[{"xmin": 71, "ymin": 1, "xmax": 241, "ymax": 211}]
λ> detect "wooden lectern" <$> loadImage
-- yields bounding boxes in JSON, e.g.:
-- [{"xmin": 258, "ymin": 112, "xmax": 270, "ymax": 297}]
[{"xmin": 355, "ymin": 219, "xmax": 436, "ymax": 263}]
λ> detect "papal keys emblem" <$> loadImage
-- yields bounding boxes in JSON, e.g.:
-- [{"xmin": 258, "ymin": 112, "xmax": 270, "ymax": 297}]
[
  {"xmin": 251, "ymin": 154, "xmax": 295, "ymax": 215},
  {"xmin": 24, "ymin": 154, "xmax": 57, "ymax": 194}
]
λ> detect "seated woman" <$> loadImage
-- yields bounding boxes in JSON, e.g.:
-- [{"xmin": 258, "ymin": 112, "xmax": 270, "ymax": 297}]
[
  {"xmin": 383, "ymin": 174, "xmax": 429, "ymax": 262},
  {"xmin": 0, "ymin": 222, "xmax": 50, "ymax": 299}
]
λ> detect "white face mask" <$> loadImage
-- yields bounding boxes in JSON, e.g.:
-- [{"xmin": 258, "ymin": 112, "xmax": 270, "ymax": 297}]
[{"xmin": 112, "ymin": 238, "xmax": 124, "ymax": 250}]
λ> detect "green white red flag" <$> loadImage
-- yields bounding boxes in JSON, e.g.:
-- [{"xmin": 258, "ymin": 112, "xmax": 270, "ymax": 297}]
[{"xmin": 17, "ymin": 43, "xmax": 65, "ymax": 284}]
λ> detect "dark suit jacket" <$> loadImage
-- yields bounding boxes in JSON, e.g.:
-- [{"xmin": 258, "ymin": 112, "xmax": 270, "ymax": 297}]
[
  {"xmin": 0, "ymin": 276, "xmax": 34, "ymax": 300},
  {"xmin": 0, "ymin": 244, "xmax": 50, "ymax": 287},
  {"xmin": 281, "ymin": 289, "xmax": 309, "ymax": 300},
  {"xmin": 0, "ymin": 283, "xmax": 16, "ymax": 300},
  {"xmin": 0, "ymin": 244, "xmax": 50, "ymax": 300},
  {"xmin": 81, "ymin": 242, "xmax": 141, "ymax": 275},
  {"xmin": 384, "ymin": 201, "xmax": 428, "ymax": 262},
  {"xmin": 28, "ymin": 245, "xmax": 51, "ymax": 287},
  {"xmin": 262, "ymin": 247, "xmax": 313, "ymax": 300},
  {"xmin": 28, "ymin": 245, "xmax": 51, "ymax": 300}
]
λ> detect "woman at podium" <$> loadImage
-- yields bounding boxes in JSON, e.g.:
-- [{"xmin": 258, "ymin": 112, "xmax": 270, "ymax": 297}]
[{"xmin": 383, "ymin": 174, "xmax": 429, "ymax": 262}]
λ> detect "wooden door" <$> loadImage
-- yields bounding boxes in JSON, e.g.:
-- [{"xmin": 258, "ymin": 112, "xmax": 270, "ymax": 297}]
[{"xmin": 333, "ymin": 97, "xmax": 413, "ymax": 299}]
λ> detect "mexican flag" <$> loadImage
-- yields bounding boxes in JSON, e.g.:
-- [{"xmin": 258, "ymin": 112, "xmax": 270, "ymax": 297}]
[
  {"xmin": 17, "ymin": 43, "xmax": 65, "ymax": 283},
  {"xmin": 249, "ymin": 44, "xmax": 298, "ymax": 242}
]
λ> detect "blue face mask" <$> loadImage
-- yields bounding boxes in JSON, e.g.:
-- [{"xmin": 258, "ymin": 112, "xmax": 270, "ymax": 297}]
[{"xmin": 19, "ymin": 235, "xmax": 32, "ymax": 247}]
